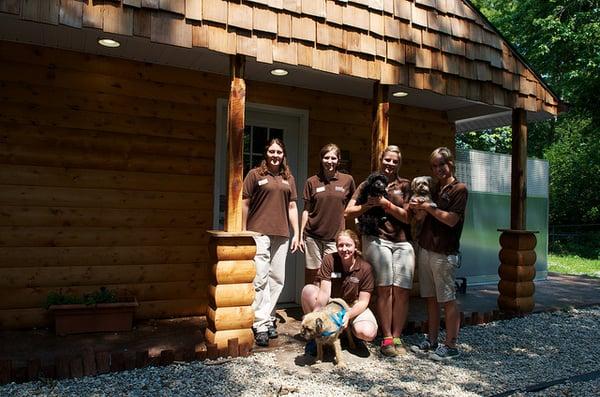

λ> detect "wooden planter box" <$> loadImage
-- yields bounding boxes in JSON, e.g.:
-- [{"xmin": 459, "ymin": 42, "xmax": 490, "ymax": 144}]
[{"xmin": 49, "ymin": 299, "xmax": 138, "ymax": 336}]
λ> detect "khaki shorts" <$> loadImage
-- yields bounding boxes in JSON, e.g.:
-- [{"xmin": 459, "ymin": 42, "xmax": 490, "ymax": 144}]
[
  {"xmin": 304, "ymin": 236, "xmax": 337, "ymax": 270},
  {"xmin": 362, "ymin": 235, "xmax": 415, "ymax": 288},
  {"xmin": 351, "ymin": 307, "xmax": 378, "ymax": 332},
  {"xmin": 417, "ymin": 245, "xmax": 457, "ymax": 303}
]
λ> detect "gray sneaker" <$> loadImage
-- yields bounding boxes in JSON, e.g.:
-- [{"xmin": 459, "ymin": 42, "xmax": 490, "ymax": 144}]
[
  {"xmin": 430, "ymin": 344, "xmax": 460, "ymax": 361},
  {"xmin": 410, "ymin": 339, "xmax": 438, "ymax": 354}
]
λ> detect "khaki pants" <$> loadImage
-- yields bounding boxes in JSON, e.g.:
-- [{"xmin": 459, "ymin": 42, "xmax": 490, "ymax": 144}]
[{"xmin": 252, "ymin": 234, "xmax": 289, "ymax": 333}]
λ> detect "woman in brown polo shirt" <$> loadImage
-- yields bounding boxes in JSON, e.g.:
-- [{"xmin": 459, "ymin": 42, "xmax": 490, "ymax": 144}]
[
  {"xmin": 300, "ymin": 143, "xmax": 356, "ymax": 285},
  {"xmin": 301, "ymin": 229, "xmax": 378, "ymax": 346},
  {"xmin": 345, "ymin": 145, "xmax": 414, "ymax": 357},
  {"xmin": 242, "ymin": 138, "xmax": 300, "ymax": 347},
  {"xmin": 410, "ymin": 147, "xmax": 468, "ymax": 361}
]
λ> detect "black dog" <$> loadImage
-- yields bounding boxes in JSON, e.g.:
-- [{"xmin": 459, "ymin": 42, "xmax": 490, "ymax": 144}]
[{"xmin": 356, "ymin": 172, "xmax": 389, "ymax": 236}]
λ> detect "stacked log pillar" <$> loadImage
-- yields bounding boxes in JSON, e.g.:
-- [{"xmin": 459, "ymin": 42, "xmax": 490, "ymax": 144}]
[
  {"xmin": 498, "ymin": 108, "xmax": 537, "ymax": 313},
  {"xmin": 205, "ymin": 231, "xmax": 257, "ymax": 349},
  {"xmin": 204, "ymin": 56, "xmax": 256, "ymax": 349},
  {"xmin": 498, "ymin": 230, "xmax": 537, "ymax": 313}
]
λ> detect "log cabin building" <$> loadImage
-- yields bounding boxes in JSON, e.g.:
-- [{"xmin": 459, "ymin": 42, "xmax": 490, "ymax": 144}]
[{"xmin": 0, "ymin": 0, "xmax": 561, "ymax": 345}]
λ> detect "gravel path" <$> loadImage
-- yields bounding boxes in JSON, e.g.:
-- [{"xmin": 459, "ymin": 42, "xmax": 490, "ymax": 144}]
[{"xmin": 2, "ymin": 306, "xmax": 599, "ymax": 397}]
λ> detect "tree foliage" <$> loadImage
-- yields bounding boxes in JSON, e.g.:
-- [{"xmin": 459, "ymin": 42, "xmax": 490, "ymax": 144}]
[
  {"xmin": 461, "ymin": 0, "xmax": 600, "ymax": 224},
  {"xmin": 456, "ymin": 126, "xmax": 512, "ymax": 153}
]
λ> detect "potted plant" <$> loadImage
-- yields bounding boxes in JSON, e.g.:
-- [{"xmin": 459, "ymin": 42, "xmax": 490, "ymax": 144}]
[{"xmin": 46, "ymin": 287, "xmax": 138, "ymax": 336}]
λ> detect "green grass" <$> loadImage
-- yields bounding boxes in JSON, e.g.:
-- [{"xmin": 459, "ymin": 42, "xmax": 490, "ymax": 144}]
[
  {"xmin": 548, "ymin": 254, "xmax": 600, "ymax": 277},
  {"xmin": 548, "ymin": 230, "xmax": 600, "ymax": 277}
]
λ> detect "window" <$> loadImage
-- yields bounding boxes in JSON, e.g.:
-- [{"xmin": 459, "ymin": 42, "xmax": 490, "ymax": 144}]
[{"xmin": 243, "ymin": 126, "xmax": 284, "ymax": 176}]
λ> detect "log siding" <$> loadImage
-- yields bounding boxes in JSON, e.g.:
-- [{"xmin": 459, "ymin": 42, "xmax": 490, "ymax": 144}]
[{"xmin": 0, "ymin": 41, "xmax": 451, "ymax": 329}]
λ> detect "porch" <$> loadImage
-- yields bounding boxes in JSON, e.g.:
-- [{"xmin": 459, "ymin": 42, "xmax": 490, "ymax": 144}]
[{"xmin": 1, "ymin": 272, "xmax": 598, "ymax": 384}]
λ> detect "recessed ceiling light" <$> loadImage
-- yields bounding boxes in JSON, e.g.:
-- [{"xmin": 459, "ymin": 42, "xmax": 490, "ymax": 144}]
[
  {"xmin": 270, "ymin": 68, "xmax": 288, "ymax": 76},
  {"xmin": 392, "ymin": 91, "xmax": 409, "ymax": 98},
  {"xmin": 98, "ymin": 38, "xmax": 120, "ymax": 48}
]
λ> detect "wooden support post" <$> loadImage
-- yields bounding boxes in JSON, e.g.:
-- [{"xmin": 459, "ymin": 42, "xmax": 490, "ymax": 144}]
[
  {"xmin": 511, "ymin": 108, "xmax": 527, "ymax": 230},
  {"xmin": 225, "ymin": 55, "xmax": 246, "ymax": 232},
  {"xmin": 208, "ymin": 58, "xmax": 256, "ymax": 352},
  {"xmin": 371, "ymin": 82, "xmax": 389, "ymax": 172},
  {"xmin": 498, "ymin": 109, "xmax": 536, "ymax": 314}
]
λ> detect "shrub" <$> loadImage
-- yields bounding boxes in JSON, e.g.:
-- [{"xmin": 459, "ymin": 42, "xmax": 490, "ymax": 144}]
[{"xmin": 45, "ymin": 287, "xmax": 118, "ymax": 309}]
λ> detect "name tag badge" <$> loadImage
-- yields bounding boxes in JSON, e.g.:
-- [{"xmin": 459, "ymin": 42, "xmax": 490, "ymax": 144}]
[
  {"xmin": 258, "ymin": 178, "xmax": 269, "ymax": 186},
  {"xmin": 393, "ymin": 189, "xmax": 401, "ymax": 195},
  {"xmin": 282, "ymin": 180, "xmax": 289, "ymax": 185},
  {"xmin": 335, "ymin": 186, "xmax": 345, "ymax": 192},
  {"xmin": 316, "ymin": 186, "xmax": 326, "ymax": 193},
  {"xmin": 331, "ymin": 272, "xmax": 342, "ymax": 279}
]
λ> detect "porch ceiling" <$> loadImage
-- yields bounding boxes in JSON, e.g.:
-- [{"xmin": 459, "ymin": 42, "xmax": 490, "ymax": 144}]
[{"xmin": 0, "ymin": 14, "xmax": 553, "ymax": 132}]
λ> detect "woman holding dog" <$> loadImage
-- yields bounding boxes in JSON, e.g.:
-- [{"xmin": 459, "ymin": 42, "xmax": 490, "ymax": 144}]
[
  {"xmin": 301, "ymin": 229, "xmax": 378, "ymax": 344},
  {"xmin": 300, "ymin": 143, "xmax": 356, "ymax": 285},
  {"xmin": 409, "ymin": 147, "xmax": 468, "ymax": 361},
  {"xmin": 242, "ymin": 138, "xmax": 300, "ymax": 347},
  {"xmin": 345, "ymin": 145, "xmax": 414, "ymax": 357}
]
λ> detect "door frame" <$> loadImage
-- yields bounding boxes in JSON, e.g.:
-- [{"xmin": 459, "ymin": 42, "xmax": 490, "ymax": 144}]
[{"xmin": 213, "ymin": 98, "xmax": 309, "ymax": 303}]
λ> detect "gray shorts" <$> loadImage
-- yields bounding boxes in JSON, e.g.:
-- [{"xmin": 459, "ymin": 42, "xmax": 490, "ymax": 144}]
[
  {"xmin": 417, "ymin": 245, "xmax": 457, "ymax": 303},
  {"xmin": 362, "ymin": 235, "xmax": 415, "ymax": 288},
  {"xmin": 304, "ymin": 236, "xmax": 337, "ymax": 270}
]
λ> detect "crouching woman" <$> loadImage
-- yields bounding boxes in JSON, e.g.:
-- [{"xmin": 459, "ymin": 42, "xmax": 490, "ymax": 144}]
[{"xmin": 301, "ymin": 229, "xmax": 378, "ymax": 345}]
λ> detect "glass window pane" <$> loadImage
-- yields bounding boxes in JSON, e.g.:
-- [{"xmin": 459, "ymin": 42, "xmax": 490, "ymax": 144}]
[
  {"xmin": 252, "ymin": 155, "xmax": 263, "ymax": 169},
  {"xmin": 270, "ymin": 128, "xmax": 283, "ymax": 141},
  {"xmin": 253, "ymin": 126, "xmax": 267, "ymax": 154},
  {"xmin": 243, "ymin": 153, "xmax": 251, "ymax": 175},
  {"xmin": 243, "ymin": 126, "xmax": 251, "ymax": 154}
]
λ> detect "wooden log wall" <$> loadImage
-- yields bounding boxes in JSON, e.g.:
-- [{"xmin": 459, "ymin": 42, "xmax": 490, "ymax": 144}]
[
  {"xmin": 0, "ymin": 41, "xmax": 227, "ymax": 329},
  {"xmin": 245, "ymin": 81, "xmax": 453, "ymax": 183},
  {"xmin": 0, "ymin": 41, "xmax": 453, "ymax": 330}
]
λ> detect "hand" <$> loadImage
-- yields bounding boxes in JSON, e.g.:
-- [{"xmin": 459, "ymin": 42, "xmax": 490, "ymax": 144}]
[
  {"xmin": 298, "ymin": 238, "xmax": 305, "ymax": 253},
  {"xmin": 342, "ymin": 311, "xmax": 349, "ymax": 330},
  {"xmin": 290, "ymin": 235, "xmax": 300, "ymax": 253},
  {"xmin": 409, "ymin": 196, "xmax": 426, "ymax": 205},
  {"xmin": 365, "ymin": 196, "xmax": 381, "ymax": 207},
  {"xmin": 409, "ymin": 200, "xmax": 427, "ymax": 211}
]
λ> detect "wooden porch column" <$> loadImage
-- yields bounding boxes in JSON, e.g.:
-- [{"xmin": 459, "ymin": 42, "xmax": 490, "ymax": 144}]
[
  {"xmin": 225, "ymin": 55, "xmax": 246, "ymax": 232},
  {"xmin": 371, "ymin": 82, "xmax": 389, "ymax": 172},
  {"xmin": 206, "ymin": 55, "xmax": 257, "ymax": 351},
  {"xmin": 510, "ymin": 108, "xmax": 527, "ymax": 230},
  {"xmin": 498, "ymin": 108, "xmax": 537, "ymax": 314}
]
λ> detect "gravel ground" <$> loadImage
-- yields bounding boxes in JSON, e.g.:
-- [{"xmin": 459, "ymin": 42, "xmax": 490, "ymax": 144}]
[{"xmin": 2, "ymin": 306, "xmax": 599, "ymax": 397}]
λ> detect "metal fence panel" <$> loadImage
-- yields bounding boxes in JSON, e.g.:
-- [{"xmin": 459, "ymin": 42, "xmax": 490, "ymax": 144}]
[{"xmin": 455, "ymin": 149, "xmax": 549, "ymax": 285}]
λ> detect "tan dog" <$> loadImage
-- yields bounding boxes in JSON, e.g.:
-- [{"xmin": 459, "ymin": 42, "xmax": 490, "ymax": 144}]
[
  {"xmin": 410, "ymin": 176, "xmax": 435, "ymax": 240},
  {"xmin": 300, "ymin": 298, "xmax": 355, "ymax": 366}
]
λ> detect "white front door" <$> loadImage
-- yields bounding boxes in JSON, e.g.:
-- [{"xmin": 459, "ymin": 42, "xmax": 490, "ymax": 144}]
[{"xmin": 214, "ymin": 100, "xmax": 308, "ymax": 304}]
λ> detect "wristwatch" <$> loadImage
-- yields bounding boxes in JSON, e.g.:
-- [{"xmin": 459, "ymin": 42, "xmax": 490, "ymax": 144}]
[{"xmin": 430, "ymin": 202, "xmax": 438, "ymax": 209}]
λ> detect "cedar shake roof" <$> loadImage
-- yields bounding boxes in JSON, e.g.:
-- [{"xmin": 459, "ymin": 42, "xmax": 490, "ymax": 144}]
[{"xmin": 0, "ymin": 0, "xmax": 560, "ymax": 116}]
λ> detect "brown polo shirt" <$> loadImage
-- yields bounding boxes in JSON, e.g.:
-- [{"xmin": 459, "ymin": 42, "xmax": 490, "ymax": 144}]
[
  {"xmin": 419, "ymin": 180, "xmax": 468, "ymax": 254},
  {"xmin": 352, "ymin": 177, "xmax": 412, "ymax": 242},
  {"xmin": 303, "ymin": 172, "xmax": 356, "ymax": 241},
  {"xmin": 242, "ymin": 168, "xmax": 297, "ymax": 237},
  {"xmin": 317, "ymin": 253, "xmax": 374, "ymax": 304}
]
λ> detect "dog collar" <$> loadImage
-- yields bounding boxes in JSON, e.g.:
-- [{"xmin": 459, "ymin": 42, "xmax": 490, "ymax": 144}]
[{"xmin": 320, "ymin": 303, "xmax": 346, "ymax": 337}]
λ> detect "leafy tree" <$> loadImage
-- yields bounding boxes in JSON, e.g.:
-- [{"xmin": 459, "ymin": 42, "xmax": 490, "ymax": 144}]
[
  {"xmin": 456, "ymin": 126, "xmax": 512, "ymax": 153},
  {"xmin": 462, "ymin": 0, "xmax": 600, "ymax": 224}
]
